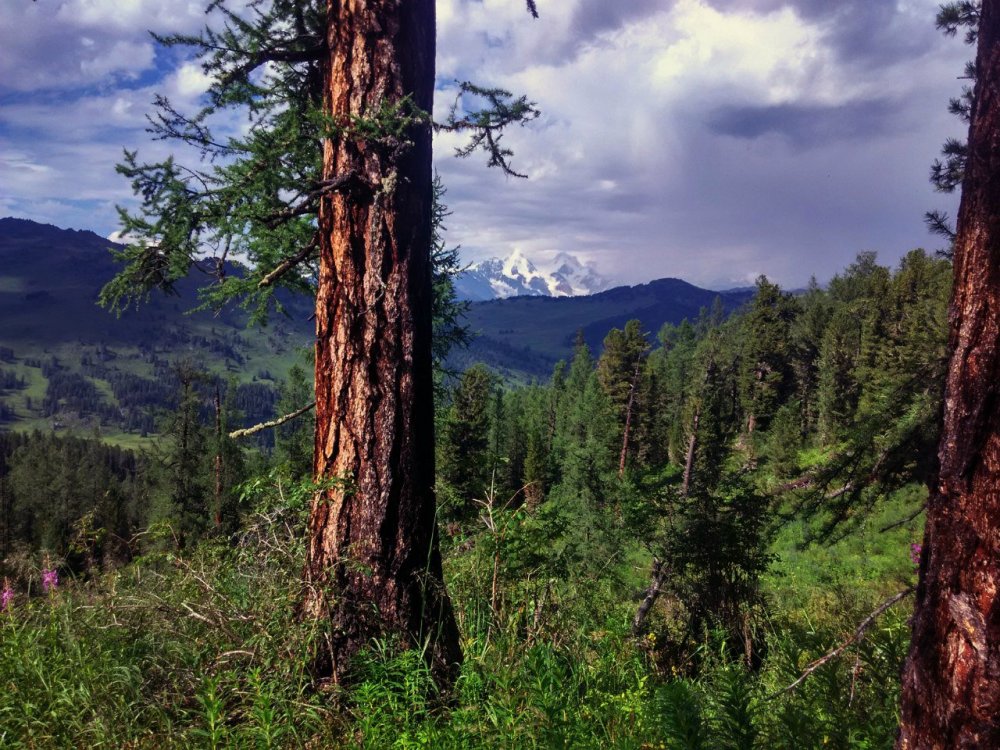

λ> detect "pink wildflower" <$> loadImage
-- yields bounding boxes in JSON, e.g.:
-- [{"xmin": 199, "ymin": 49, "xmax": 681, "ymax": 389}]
[
  {"xmin": 41, "ymin": 568, "xmax": 59, "ymax": 593},
  {"xmin": 1, "ymin": 579, "xmax": 12, "ymax": 612},
  {"xmin": 910, "ymin": 543, "xmax": 923, "ymax": 568}
]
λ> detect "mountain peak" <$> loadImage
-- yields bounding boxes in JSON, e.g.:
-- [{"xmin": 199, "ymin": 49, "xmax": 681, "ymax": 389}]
[{"xmin": 455, "ymin": 250, "xmax": 608, "ymax": 301}]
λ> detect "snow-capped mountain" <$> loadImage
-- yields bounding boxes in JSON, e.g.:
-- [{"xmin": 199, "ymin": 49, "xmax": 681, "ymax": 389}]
[{"xmin": 455, "ymin": 249, "xmax": 608, "ymax": 301}]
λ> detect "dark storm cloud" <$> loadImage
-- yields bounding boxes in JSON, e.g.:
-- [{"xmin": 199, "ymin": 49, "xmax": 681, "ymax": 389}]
[
  {"xmin": 535, "ymin": 0, "xmax": 669, "ymax": 64},
  {"xmin": 708, "ymin": 98, "xmax": 902, "ymax": 148},
  {"xmin": 567, "ymin": 0, "xmax": 666, "ymax": 41},
  {"xmin": 704, "ymin": 0, "xmax": 940, "ymax": 66}
]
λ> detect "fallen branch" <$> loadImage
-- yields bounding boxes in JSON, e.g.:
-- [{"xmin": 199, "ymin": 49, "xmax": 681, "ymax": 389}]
[
  {"xmin": 773, "ymin": 475, "xmax": 816, "ymax": 494},
  {"xmin": 229, "ymin": 402, "xmax": 315, "ymax": 439},
  {"xmin": 632, "ymin": 558, "xmax": 670, "ymax": 636},
  {"xmin": 770, "ymin": 585, "xmax": 916, "ymax": 698}
]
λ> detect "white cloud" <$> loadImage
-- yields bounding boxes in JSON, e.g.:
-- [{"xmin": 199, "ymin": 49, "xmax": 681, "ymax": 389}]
[
  {"xmin": 172, "ymin": 63, "xmax": 212, "ymax": 99},
  {"xmin": 433, "ymin": 0, "xmax": 967, "ymax": 287},
  {"xmin": 0, "ymin": 0, "xmax": 971, "ymax": 290},
  {"xmin": 0, "ymin": 0, "xmax": 205, "ymax": 91}
]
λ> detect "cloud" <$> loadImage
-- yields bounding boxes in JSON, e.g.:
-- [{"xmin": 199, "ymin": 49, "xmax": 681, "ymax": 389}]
[
  {"xmin": 0, "ymin": 0, "xmax": 206, "ymax": 91},
  {"xmin": 703, "ymin": 0, "xmax": 944, "ymax": 66},
  {"xmin": 433, "ymin": 0, "xmax": 967, "ymax": 287},
  {"xmin": 707, "ymin": 99, "xmax": 902, "ymax": 148},
  {"xmin": 0, "ymin": 0, "xmax": 971, "ymax": 291}
]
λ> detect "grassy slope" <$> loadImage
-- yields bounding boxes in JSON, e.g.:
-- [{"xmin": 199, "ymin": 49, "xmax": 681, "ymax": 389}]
[
  {"xmin": 0, "ymin": 219, "xmax": 313, "ymax": 444},
  {"xmin": 0, "ymin": 448, "xmax": 923, "ymax": 747}
]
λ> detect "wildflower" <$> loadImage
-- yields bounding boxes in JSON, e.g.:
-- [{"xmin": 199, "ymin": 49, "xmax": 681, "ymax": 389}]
[
  {"xmin": 910, "ymin": 543, "xmax": 923, "ymax": 568},
  {"xmin": 1, "ymin": 579, "xmax": 12, "ymax": 612},
  {"xmin": 41, "ymin": 568, "xmax": 59, "ymax": 593}
]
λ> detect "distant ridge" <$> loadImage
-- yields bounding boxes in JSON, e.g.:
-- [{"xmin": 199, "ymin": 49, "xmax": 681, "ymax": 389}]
[
  {"xmin": 448, "ymin": 276, "xmax": 754, "ymax": 379},
  {"xmin": 0, "ymin": 217, "xmax": 313, "ymax": 346},
  {"xmin": 0, "ymin": 218, "xmax": 754, "ymax": 392}
]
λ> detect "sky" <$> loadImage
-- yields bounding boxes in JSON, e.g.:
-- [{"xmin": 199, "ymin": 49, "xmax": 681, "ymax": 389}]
[{"xmin": 0, "ymin": 0, "xmax": 970, "ymax": 289}]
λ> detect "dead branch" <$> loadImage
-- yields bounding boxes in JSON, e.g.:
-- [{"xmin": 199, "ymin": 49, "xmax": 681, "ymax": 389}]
[
  {"xmin": 229, "ymin": 402, "xmax": 315, "ymax": 439},
  {"xmin": 770, "ymin": 585, "xmax": 916, "ymax": 698}
]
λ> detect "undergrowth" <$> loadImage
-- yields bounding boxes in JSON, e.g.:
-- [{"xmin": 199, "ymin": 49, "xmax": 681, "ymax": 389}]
[{"xmin": 0, "ymin": 473, "xmax": 915, "ymax": 748}]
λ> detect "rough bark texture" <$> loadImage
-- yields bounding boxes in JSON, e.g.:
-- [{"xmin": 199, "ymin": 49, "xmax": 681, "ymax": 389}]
[
  {"xmin": 897, "ymin": 5, "xmax": 1000, "ymax": 746},
  {"xmin": 301, "ymin": 0, "xmax": 462, "ymax": 685}
]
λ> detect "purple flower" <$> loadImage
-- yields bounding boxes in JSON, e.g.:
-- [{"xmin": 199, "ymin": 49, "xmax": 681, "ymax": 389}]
[
  {"xmin": 910, "ymin": 543, "xmax": 923, "ymax": 568},
  {"xmin": 41, "ymin": 568, "xmax": 58, "ymax": 593},
  {"xmin": 1, "ymin": 580, "xmax": 12, "ymax": 612}
]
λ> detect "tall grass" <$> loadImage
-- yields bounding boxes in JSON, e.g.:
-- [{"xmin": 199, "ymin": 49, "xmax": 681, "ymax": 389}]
[{"xmin": 0, "ymin": 474, "xmax": 913, "ymax": 747}]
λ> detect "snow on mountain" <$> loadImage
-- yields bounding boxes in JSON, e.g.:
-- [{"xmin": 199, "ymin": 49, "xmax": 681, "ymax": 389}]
[{"xmin": 455, "ymin": 250, "xmax": 608, "ymax": 301}]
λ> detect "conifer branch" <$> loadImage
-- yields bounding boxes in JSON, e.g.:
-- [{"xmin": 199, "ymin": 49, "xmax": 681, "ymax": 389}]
[
  {"xmin": 257, "ymin": 239, "xmax": 318, "ymax": 289},
  {"xmin": 260, "ymin": 171, "xmax": 369, "ymax": 229},
  {"xmin": 437, "ymin": 82, "xmax": 540, "ymax": 178},
  {"xmin": 216, "ymin": 39, "xmax": 326, "ymax": 88}
]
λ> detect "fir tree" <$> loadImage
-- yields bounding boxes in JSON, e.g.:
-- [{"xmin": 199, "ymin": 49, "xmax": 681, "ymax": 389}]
[
  {"xmin": 273, "ymin": 364, "xmax": 314, "ymax": 481},
  {"xmin": 596, "ymin": 320, "xmax": 650, "ymax": 476},
  {"xmin": 439, "ymin": 365, "xmax": 497, "ymax": 518},
  {"xmin": 739, "ymin": 276, "xmax": 798, "ymax": 438}
]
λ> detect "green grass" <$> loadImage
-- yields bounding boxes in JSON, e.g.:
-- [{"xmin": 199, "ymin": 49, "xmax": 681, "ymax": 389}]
[{"xmin": 768, "ymin": 483, "xmax": 923, "ymax": 609}]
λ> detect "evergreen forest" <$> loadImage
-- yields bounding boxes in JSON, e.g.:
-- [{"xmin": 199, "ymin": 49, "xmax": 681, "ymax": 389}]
[
  {"xmin": 2, "ymin": 0, "xmax": 999, "ymax": 747},
  {"xmin": 0, "ymin": 249, "xmax": 951, "ymax": 746}
]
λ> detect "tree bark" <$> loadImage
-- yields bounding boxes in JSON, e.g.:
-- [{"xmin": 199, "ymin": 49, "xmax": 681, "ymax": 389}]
[
  {"xmin": 301, "ymin": 0, "xmax": 461, "ymax": 686},
  {"xmin": 898, "ymin": 5, "xmax": 1000, "ymax": 746},
  {"xmin": 632, "ymin": 558, "xmax": 668, "ymax": 635}
]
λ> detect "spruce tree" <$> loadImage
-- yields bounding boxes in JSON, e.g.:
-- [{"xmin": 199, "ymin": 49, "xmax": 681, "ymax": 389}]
[
  {"xmin": 739, "ymin": 276, "xmax": 798, "ymax": 438},
  {"xmin": 439, "ymin": 364, "xmax": 496, "ymax": 517},
  {"xmin": 596, "ymin": 319, "xmax": 650, "ymax": 476},
  {"xmin": 273, "ymin": 364, "xmax": 315, "ymax": 481}
]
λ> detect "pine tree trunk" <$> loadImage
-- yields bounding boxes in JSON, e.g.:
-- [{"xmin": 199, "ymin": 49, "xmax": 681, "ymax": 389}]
[
  {"xmin": 681, "ymin": 410, "xmax": 699, "ymax": 498},
  {"xmin": 618, "ymin": 361, "xmax": 642, "ymax": 478},
  {"xmin": 213, "ymin": 385, "xmax": 223, "ymax": 529},
  {"xmin": 301, "ymin": 0, "xmax": 461, "ymax": 685},
  {"xmin": 897, "ymin": 6, "xmax": 1000, "ymax": 745}
]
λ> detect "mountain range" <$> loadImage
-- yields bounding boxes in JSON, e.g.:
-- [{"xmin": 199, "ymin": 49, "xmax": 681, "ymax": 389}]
[
  {"xmin": 454, "ymin": 249, "xmax": 608, "ymax": 301},
  {"xmin": 448, "ymin": 278, "xmax": 752, "ymax": 379},
  {"xmin": 0, "ymin": 218, "xmax": 754, "ymax": 438}
]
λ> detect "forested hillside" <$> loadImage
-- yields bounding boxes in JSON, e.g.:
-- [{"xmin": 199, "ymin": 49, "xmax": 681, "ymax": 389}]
[
  {"xmin": 0, "ymin": 218, "xmax": 754, "ymax": 432},
  {"xmin": 2, "ymin": 0, "xmax": 994, "ymax": 746},
  {"xmin": 0, "ymin": 248, "xmax": 948, "ymax": 746},
  {"xmin": 0, "ymin": 218, "xmax": 313, "ymax": 443},
  {"xmin": 449, "ymin": 278, "xmax": 753, "ymax": 378}
]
